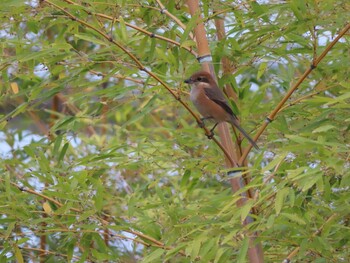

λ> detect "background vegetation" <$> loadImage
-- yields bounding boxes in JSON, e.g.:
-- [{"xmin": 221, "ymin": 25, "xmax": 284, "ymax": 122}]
[{"xmin": 0, "ymin": 0, "xmax": 349, "ymax": 262}]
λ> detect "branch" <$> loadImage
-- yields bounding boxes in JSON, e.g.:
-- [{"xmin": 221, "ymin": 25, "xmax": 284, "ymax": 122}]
[
  {"xmin": 42, "ymin": 0, "xmax": 238, "ymax": 167},
  {"xmin": 283, "ymin": 213, "xmax": 338, "ymax": 263},
  {"xmin": 58, "ymin": 0, "xmax": 197, "ymax": 56},
  {"xmin": 239, "ymin": 23, "xmax": 350, "ymax": 165}
]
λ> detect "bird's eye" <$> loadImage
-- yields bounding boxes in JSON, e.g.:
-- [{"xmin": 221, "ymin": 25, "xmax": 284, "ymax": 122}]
[{"xmin": 197, "ymin": 77, "xmax": 202, "ymax": 81}]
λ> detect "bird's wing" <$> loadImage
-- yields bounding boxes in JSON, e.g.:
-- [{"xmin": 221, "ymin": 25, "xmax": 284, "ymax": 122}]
[{"xmin": 204, "ymin": 87, "xmax": 236, "ymax": 117}]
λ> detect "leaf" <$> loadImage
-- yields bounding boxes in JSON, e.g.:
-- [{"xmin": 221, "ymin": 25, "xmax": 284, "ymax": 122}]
[
  {"xmin": 0, "ymin": 102, "xmax": 29, "ymax": 123},
  {"xmin": 257, "ymin": 62, "xmax": 267, "ymax": 79},
  {"xmin": 43, "ymin": 202, "xmax": 53, "ymax": 216},
  {"xmin": 75, "ymin": 33, "xmax": 107, "ymax": 46},
  {"xmin": 4, "ymin": 222, "xmax": 16, "ymax": 240},
  {"xmin": 250, "ymin": 2, "xmax": 269, "ymax": 22},
  {"xmin": 52, "ymin": 135, "xmax": 63, "ymax": 156},
  {"xmin": 165, "ymin": 244, "xmax": 187, "ymax": 259},
  {"xmin": 312, "ymin": 125, "xmax": 335, "ymax": 133},
  {"xmin": 237, "ymin": 237, "xmax": 249, "ymax": 263},
  {"xmin": 118, "ymin": 16, "xmax": 128, "ymax": 42},
  {"xmin": 280, "ymin": 213, "xmax": 306, "ymax": 225},
  {"xmin": 200, "ymin": 238, "xmax": 217, "ymax": 261},
  {"xmin": 16, "ymin": 49, "xmax": 55, "ymax": 63},
  {"xmin": 52, "ymin": 116, "xmax": 76, "ymax": 131},
  {"xmin": 301, "ymin": 173, "xmax": 321, "ymax": 192},
  {"xmin": 180, "ymin": 40, "xmax": 196, "ymax": 49},
  {"xmin": 180, "ymin": 170, "xmax": 191, "ymax": 189},
  {"xmin": 13, "ymin": 244, "xmax": 24, "ymax": 263},
  {"xmin": 23, "ymin": 145, "xmax": 35, "ymax": 158},
  {"xmin": 58, "ymin": 142, "xmax": 69, "ymax": 164},
  {"xmin": 214, "ymin": 248, "xmax": 230, "ymax": 263},
  {"xmin": 190, "ymin": 237, "xmax": 202, "ymax": 261},
  {"xmin": 16, "ymin": 238, "xmax": 30, "ymax": 245},
  {"xmin": 10, "ymin": 82, "xmax": 19, "ymax": 94},
  {"xmin": 180, "ymin": 11, "xmax": 199, "ymax": 43},
  {"xmin": 325, "ymin": 92, "xmax": 350, "ymax": 106},
  {"xmin": 77, "ymin": 210, "xmax": 96, "ymax": 222},
  {"xmin": 286, "ymin": 135, "xmax": 321, "ymax": 145},
  {"xmin": 123, "ymin": 95, "xmax": 158, "ymax": 126},
  {"xmin": 275, "ymin": 188, "xmax": 289, "ymax": 215},
  {"xmin": 262, "ymin": 152, "xmax": 288, "ymax": 173},
  {"xmin": 142, "ymin": 249, "xmax": 164, "ymax": 263},
  {"xmin": 240, "ymin": 200, "xmax": 254, "ymax": 223},
  {"xmin": 289, "ymin": 1, "xmax": 305, "ymax": 21}
]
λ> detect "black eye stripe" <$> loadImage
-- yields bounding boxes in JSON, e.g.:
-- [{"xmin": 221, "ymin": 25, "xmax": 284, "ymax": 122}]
[{"xmin": 198, "ymin": 77, "xmax": 208, "ymax": 83}]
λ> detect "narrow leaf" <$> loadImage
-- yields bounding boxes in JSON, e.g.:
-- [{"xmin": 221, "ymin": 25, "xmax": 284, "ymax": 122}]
[
  {"xmin": 237, "ymin": 237, "xmax": 249, "ymax": 263},
  {"xmin": 13, "ymin": 244, "xmax": 24, "ymax": 263}
]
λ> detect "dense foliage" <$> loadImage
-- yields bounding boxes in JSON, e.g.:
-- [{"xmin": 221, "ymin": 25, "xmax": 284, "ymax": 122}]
[{"xmin": 0, "ymin": 0, "xmax": 349, "ymax": 262}]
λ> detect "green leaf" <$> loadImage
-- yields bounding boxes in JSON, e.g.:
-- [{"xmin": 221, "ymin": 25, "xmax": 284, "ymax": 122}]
[
  {"xmin": 190, "ymin": 237, "xmax": 202, "ymax": 261},
  {"xmin": 58, "ymin": 142, "xmax": 69, "ymax": 164},
  {"xmin": 13, "ymin": 245, "xmax": 24, "ymax": 263},
  {"xmin": 237, "ymin": 237, "xmax": 249, "ymax": 263},
  {"xmin": 286, "ymin": 135, "xmax": 321, "ymax": 145},
  {"xmin": 301, "ymin": 173, "xmax": 321, "ymax": 192},
  {"xmin": 280, "ymin": 213, "xmax": 306, "ymax": 225},
  {"xmin": 77, "ymin": 210, "xmax": 96, "ymax": 223},
  {"xmin": 4, "ymin": 222, "xmax": 16, "ymax": 240},
  {"xmin": 312, "ymin": 125, "xmax": 336, "ymax": 133},
  {"xmin": 142, "ymin": 249, "xmax": 164, "ymax": 263},
  {"xmin": 180, "ymin": 12, "xmax": 200, "ymax": 43},
  {"xmin": 257, "ymin": 62, "xmax": 267, "ymax": 79},
  {"xmin": 52, "ymin": 134, "xmax": 63, "ymax": 156},
  {"xmin": 75, "ymin": 33, "xmax": 106, "ymax": 46},
  {"xmin": 123, "ymin": 95, "xmax": 158, "ymax": 126},
  {"xmin": 214, "ymin": 248, "xmax": 230, "ymax": 263},
  {"xmin": 275, "ymin": 187, "xmax": 289, "ymax": 215},
  {"xmin": 240, "ymin": 200, "xmax": 254, "ymax": 223},
  {"xmin": 180, "ymin": 40, "xmax": 197, "ymax": 49},
  {"xmin": 118, "ymin": 16, "xmax": 128, "ymax": 42},
  {"xmin": 180, "ymin": 169, "xmax": 191, "ymax": 189},
  {"xmin": 165, "ymin": 244, "xmax": 187, "ymax": 259}
]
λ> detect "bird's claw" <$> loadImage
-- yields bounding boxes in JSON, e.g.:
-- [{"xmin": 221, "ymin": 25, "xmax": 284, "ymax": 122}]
[
  {"xmin": 197, "ymin": 120, "xmax": 205, "ymax": 128},
  {"xmin": 206, "ymin": 131, "xmax": 214, "ymax": 139},
  {"xmin": 197, "ymin": 118, "xmax": 208, "ymax": 128}
]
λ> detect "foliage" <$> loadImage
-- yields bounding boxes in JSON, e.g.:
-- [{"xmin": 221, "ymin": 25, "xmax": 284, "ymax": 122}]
[{"xmin": 0, "ymin": 0, "xmax": 349, "ymax": 262}]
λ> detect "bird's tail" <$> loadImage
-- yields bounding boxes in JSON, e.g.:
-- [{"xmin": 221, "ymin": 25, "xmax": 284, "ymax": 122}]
[{"xmin": 230, "ymin": 118, "xmax": 259, "ymax": 150}]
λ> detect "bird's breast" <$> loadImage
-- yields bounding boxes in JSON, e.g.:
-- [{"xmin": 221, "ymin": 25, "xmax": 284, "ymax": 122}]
[{"xmin": 190, "ymin": 85, "xmax": 231, "ymax": 123}]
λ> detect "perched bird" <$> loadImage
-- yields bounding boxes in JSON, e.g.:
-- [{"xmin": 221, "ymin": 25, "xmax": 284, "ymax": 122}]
[{"xmin": 184, "ymin": 70, "xmax": 258, "ymax": 149}]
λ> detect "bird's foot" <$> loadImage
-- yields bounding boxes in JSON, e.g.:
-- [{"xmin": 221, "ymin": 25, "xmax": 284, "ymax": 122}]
[
  {"xmin": 206, "ymin": 130, "xmax": 214, "ymax": 139},
  {"xmin": 197, "ymin": 120, "xmax": 205, "ymax": 128}
]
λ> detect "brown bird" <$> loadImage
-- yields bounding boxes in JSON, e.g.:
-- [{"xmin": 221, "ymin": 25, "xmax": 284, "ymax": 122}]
[{"xmin": 184, "ymin": 70, "xmax": 258, "ymax": 149}]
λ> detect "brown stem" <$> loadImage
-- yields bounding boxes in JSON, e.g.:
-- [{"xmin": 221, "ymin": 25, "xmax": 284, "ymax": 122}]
[{"xmin": 186, "ymin": 1, "xmax": 264, "ymax": 262}]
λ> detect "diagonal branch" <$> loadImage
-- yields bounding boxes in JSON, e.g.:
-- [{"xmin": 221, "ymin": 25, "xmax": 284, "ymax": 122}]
[
  {"xmin": 57, "ymin": 0, "xmax": 197, "ymax": 56},
  {"xmin": 42, "ymin": 0, "xmax": 238, "ymax": 167},
  {"xmin": 239, "ymin": 23, "xmax": 350, "ymax": 165}
]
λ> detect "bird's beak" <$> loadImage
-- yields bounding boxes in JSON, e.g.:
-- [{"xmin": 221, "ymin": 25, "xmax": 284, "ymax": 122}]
[{"xmin": 184, "ymin": 78, "xmax": 192, "ymax": 84}]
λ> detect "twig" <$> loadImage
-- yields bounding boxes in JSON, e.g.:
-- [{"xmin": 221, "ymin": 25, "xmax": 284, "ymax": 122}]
[
  {"xmin": 283, "ymin": 213, "xmax": 338, "ymax": 262},
  {"xmin": 239, "ymin": 23, "xmax": 350, "ymax": 165}
]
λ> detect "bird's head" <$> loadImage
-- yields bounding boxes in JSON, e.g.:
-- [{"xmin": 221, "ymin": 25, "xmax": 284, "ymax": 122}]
[{"xmin": 184, "ymin": 71, "xmax": 212, "ymax": 85}]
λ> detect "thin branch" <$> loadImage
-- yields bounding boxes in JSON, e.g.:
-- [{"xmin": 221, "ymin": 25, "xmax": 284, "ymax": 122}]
[
  {"xmin": 283, "ymin": 213, "xmax": 338, "ymax": 263},
  {"xmin": 1, "ymin": 175, "xmax": 174, "ymax": 250},
  {"xmin": 7, "ymin": 246, "xmax": 82, "ymax": 261},
  {"xmin": 58, "ymin": 0, "xmax": 197, "ymax": 56},
  {"xmin": 155, "ymin": 0, "xmax": 194, "ymax": 39},
  {"xmin": 42, "ymin": 0, "xmax": 239, "ymax": 167},
  {"xmin": 278, "ymin": 85, "xmax": 333, "ymax": 113},
  {"xmin": 239, "ymin": 23, "xmax": 350, "ymax": 165},
  {"xmin": 0, "ymin": 176, "xmax": 80, "ymax": 213}
]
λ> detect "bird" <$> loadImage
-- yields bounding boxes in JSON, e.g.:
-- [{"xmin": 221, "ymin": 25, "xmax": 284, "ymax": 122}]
[{"xmin": 184, "ymin": 70, "xmax": 259, "ymax": 149}]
